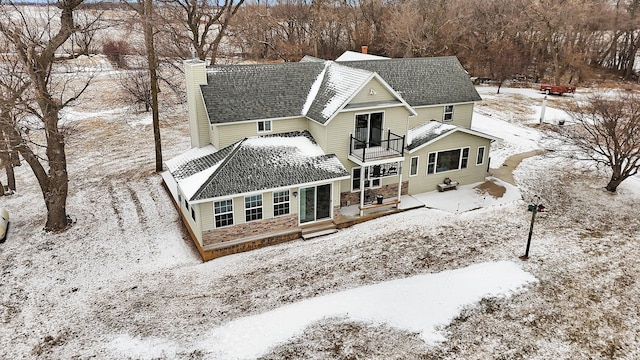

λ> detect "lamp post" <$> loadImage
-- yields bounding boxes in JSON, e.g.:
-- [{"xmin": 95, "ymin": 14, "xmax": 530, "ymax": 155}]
[{"xmin": 520, "ymin": 195, "xmax": 541, "ymax": 260}]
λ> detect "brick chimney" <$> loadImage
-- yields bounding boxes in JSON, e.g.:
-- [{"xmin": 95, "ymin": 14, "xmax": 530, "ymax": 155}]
[{"xmin": 361, "ymin": 45, "xmax": 368, "ymax": 54}]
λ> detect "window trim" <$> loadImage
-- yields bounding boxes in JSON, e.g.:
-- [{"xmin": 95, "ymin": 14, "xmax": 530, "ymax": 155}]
[
  {"xmin": 426, "ymin": 147, "xmax": 471, "ymax": 174},
  {"xmin": 461, "ymin": 147, "xmax": 469, "ymax": 169},
  {"xmin": 257, "ymin": 120, "xmax": 272, "ymax": 133},
  {"xmin": 409, "ymin": 156, "xmax": 419, "ymax": 177},
  {"xmin": 351, "ymin": 167, "xmax": 381, "ymax": 192},
  {"xmin": 273, "ymin": 190, "xmax": 290, "ymax": 217},
  {"xmin": 244, "ymin": 194, "xmax": 263, "ymax": 222},
  {"xmin": 214, "ymin": 199, "xmax": 234, "ymax": 228},
  {"xmin": 443, "ymin": 105, "xmax": 454, "ymax": 122},
  {"xmin": 476, "ymin": 146, "xmax": 486, "ymax": 166},
  {"xmin": 427, "ymin": 152, "xmax": 436, "ymax": 175},
  {"xmin": 353, "ymin": 110, "xmax": 385, "ymax": 147}
]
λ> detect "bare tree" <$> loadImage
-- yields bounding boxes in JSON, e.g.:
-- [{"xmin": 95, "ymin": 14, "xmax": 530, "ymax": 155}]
[
  {"xmin": 68, "ymin": 9, "xmax": 109, "ymax": 57},
  {"xmin": 0, "ymin": 1, "xmax": 92, "ymax": 231},
  {"xmin": 118, "ymin": 69, "xmax": 152, "ymax": 112},
  {"xmin": 0, "ymin": 56, "xmax": 27, "ymax": 195},
  {"xmin": 125, "ymin": 0, "xmax": 162, "ymax": 172},
  {"xmin": 158, "ymin": 0, "xmax": 245, "ymax": 63},
  {"xmin": 563, "ymin": 92, "xmax": 640, "ymax": 192}
]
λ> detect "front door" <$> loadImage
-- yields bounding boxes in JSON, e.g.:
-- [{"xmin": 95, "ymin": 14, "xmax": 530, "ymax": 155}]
[{"xmin": 299, "ymin": 184, "xmax": 332, "ymax": 224}]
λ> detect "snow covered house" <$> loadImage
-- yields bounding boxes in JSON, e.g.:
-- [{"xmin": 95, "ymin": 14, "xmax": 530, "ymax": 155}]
[{"xmin": 163, "ymin": 55, "xmax": 497, "ymax": 260}]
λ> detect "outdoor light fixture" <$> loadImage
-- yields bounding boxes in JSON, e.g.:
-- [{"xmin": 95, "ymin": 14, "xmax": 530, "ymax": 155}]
[
  {"xmin": 520, "ymin": 194, "xmax": 541, "ymax": 260},
  {"xmin": 293, "ymin": 191, "xmax": 298, "ymax": 197}
]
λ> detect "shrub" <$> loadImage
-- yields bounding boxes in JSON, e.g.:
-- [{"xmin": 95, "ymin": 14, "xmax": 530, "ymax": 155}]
[{"xmin": 102, "ymin": 40, "xmax": 130, "ymax": 68}]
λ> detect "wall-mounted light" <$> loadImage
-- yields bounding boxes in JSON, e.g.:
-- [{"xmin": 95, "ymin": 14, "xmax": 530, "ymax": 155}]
[{"xmin": 292, "ymin": 191, "xmax": 298, "ymax": 197}]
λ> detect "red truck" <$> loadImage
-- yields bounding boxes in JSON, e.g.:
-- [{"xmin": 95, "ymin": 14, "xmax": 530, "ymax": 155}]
[{"xmin": 540, "ymin": 84, "xmax": 576, "ymax": 95}]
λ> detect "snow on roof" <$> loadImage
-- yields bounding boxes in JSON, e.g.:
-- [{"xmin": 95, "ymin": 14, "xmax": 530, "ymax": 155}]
[
  {"xmin": 336, "ymin": 50, "xmax": 390, "ymax": 62},
  {"xmin": 321, "ymin": 62, "xmax": 374, "ymax": 119},
  {"xmin": 181, "ymin": 131, "xmax": 350, "ymax": 201},
  {"xmin": 165, "ymin": 145, "xmax": 218, "ymax": 173},
  {"xmin": 180, "ymin": 162, "xmax": 222, "ymax": 199},
  {"xmin": 407, "ymin": 121, "xmax": 457, "ymax": 148},
  {"xmin": 244, "ymin": 134, "xmax": 325, "ymax": 158},
  {"xmin": 302, "ymin": 62, "xmax": 329, "ymax": 116}
]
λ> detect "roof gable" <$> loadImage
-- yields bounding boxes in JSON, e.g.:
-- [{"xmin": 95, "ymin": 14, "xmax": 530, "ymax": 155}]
[
  {"xmin": 300, "ymin": 61, "xmax": 375, "ymax": 124},
  {"xmin": 407, "ymin": 120, "xmax": 498, "ymax": 152}
]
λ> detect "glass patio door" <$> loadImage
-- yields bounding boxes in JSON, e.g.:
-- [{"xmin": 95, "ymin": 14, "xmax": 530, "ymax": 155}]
[
  {"xmin": 299, "ymin": 184, "xmax": 332, "ymax": 224},
  {"xmin": 355, "ymin": 112, "xmax": 383, "ymax": 147}
]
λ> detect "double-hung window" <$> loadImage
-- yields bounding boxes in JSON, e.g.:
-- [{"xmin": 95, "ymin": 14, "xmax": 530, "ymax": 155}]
[
  {"xmin": 257, "ymin": 120, "xmax": 272, "ymax": 133},
  {"xmin": 410, "ymin": 156, "xmax": 419, "ymax": 176},
  {"xmin": 273, "ymin": 190, "xmax": 290, "ymax": 217},
  {"xmin": 477, "ymin": 146, "xmax": 485, "ymax": 166},
  {"xmin": 214, "ymin": 199, "xmax": 234, "ymax": 228},
  {"xmin": 352, "ymin": 167, "xmax": 380, "ymax": 191},
  {"xmin": 443, "ymin": 105, "xmax": 454, "ymax": 122},
  {"xmin": 245, "ymin": 194, "xmax": 263, "ymax": 222},
  {"xmin": 427, "ymin": 152, "xmax": 436, "ymax": 174}
]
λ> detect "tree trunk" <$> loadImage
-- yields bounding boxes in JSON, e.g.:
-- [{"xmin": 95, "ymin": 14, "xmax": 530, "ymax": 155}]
[
  {"xmin": 606, "ymin": 175, "xmax": 624, "ymax": 192},
  {"xmin": 143, "ymin": 0, "xmax": 163, "ymax": 172},
  {"xmin": 5, "ymin": 162, "xmax": 15, "ymax": 193},
  {"xmin": 43, "ymin": 110, "xmax": 70, "ymax": 231}
]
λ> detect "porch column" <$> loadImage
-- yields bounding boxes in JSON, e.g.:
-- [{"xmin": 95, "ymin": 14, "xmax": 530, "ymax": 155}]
[
  {"xmin": 397, "ymin": 161, "xmax": 403, "ymax": 202},
  {"xmin": 359, "ymin": 168, "xmax": 365, "ymax": 217}
]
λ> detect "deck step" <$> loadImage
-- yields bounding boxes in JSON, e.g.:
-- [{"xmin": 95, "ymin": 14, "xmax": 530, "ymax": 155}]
[{"xmin": 302, "ymin": 228, "xmax": 337, "ymax": 240}]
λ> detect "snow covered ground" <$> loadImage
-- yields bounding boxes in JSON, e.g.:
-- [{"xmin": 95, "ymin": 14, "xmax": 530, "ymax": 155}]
[{"xmin": 1, "ymin": 73, "xmax": 640, "ymax": 359}]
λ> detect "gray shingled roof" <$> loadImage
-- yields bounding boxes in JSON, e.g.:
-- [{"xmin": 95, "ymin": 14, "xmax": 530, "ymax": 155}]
[
  {"xmin": 201, "ymin": 62, "xmax": 326, "ymax": 124},
  {"xmin": 200, "ymin": 56, "xmax": 480, "ymax": 125},
  {"xmin": 166, "ymin": 145, "xmax": 230, "ymax": 181},
  {"xmin": 340, "ymin": 57, "xmax": 482, "ymax": 107},
  {"xmin": 305, "ymin": 63, "xmax": 374, "ymax": 124},
  {"xmin": 406, "ymin": 121, "xmax": 457, "ymax": 151},
  {"xmin": 173, "ymin": 131, "xmax": 350, "ymax": 201}
]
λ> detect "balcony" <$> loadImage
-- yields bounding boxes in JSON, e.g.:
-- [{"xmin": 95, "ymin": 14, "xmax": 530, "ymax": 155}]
[{"xmin": 349, "ymin": 130, "xmax": 405, "ymax": 164}]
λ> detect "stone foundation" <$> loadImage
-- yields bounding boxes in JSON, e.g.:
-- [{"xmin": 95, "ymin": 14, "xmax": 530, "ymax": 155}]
[
  {"xmin": 203, "ymin": 214, "xmax": 298, "ymax": 246},
  {"xmin": 340, "ymin": 181, "xmax": 408, "ymax": 207}
]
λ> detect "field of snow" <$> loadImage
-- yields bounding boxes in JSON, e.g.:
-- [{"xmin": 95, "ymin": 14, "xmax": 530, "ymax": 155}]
[{"xmin": 1, "ymin": 69, "xmax": 640, "ymax": 359}]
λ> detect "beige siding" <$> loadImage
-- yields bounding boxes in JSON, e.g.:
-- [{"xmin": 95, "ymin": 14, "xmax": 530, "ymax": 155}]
[
  {"xmin": 327, "ymin": 106, "xmax": 411, "ymax": 167},
  {"xmin": 216, "ymin": 118, "xmax": 307, "ymax": 148},
  {"xmin": 351, "ymin": 78, "xmax": 396, "ymax": 103},
  {"xmin": 407, "ymin": 132, "xmax": 492, "ymax": 194},
  {"xmin": 410, "ymin": 107, "xmax": 442, "ymax": 129},
  {"xmin": 451, "ymin": 103, "xmax": 474, "ymax": 128},
  {"xmin": 184, "ymin": 61, "xmax": 209, "ymax": 148},
  {"xmin": 179, "ymin": 191, "xmax": 203, "ymax": 244},
  {"xmin": 411, "ymin": 103, "xmax": 475, "ymax": 130},
  {"xmin": 325, "ymin": 112, "xmax": 354, "ymax": 166},
  {"xmin": 233, "ymin": 197, "xmax": 245, "ymax": 225},
  {"xmin": 306, "ymin": 119, "xmax": 327, "ymax": 151},
  {"xmin": 200, "ymin": 202, "xmax": 214, "ymax": 232},
  {"xmin": 210, "ymin": 125, "xmax": 220, "ymax": 149}
]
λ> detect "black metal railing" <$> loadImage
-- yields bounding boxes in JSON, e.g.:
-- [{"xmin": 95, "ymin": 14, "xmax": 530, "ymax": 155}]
[{"xmin": 349, "ymin": 130, "xmax": 405, "ymax": 162}]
